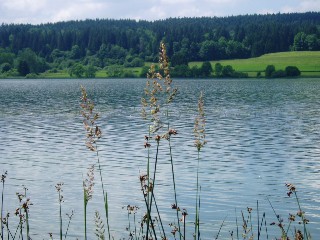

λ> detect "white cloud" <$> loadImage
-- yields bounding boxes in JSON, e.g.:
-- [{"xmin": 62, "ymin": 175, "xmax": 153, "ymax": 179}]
[
  {"xmin": 0, "ymin": 0, "xmax": 319, "ymax": 24},
  {"xmin": 300, "ymin": 0, "xmax": 320, "ymax": 10},
  {"xmin": 160, "ymin": 0, "xmax": 195, "ymax": 3},
  {"xmin": 3, "ymin": 0, "xmax": 47, "ymax": 12},
  {"xmin": 209, "ymin": 0, "xmax": 234, "ymax": 2},
  {"xmin": 148, "ymin": 6, "xmax": 167, "ymax": 19},
  {"xmin": 282, "ymin": 0, "xmax": 320, "ymax": 13},
  {"xmin": 50, "ymin": 2, "xmax": 108, "ymax": 22}
]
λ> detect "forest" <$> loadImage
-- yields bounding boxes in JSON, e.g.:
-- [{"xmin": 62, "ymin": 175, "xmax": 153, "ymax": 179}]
[{"xmin": 0, "ymin": 12, "xmax": 320, "ymax": 77}]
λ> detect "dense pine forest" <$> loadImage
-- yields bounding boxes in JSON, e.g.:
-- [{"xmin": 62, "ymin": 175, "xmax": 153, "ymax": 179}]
[{"xmin": 0, "ymin": 12, "xmax": 320, "ymax": 77}]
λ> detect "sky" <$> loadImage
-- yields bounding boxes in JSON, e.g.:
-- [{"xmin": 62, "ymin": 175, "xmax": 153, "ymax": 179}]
[{"xmin": 0, "ymin": 0, "xmax": 319, "ymax": 25}]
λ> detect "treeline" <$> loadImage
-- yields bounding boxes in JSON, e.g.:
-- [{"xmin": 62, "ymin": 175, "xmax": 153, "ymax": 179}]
[
  {"xmin": 0, "ymin": 12, "xmax": 320, "ymax": 77},
  {"xmin": 170, "ymin": 62, "xmax": 302, "ymax": 78},
  {"xmin": 170, "ymin": 62, "xmax": 248, "ymax": 78}
]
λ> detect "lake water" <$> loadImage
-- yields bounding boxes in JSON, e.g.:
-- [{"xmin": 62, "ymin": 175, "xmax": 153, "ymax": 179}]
[{"xmin": 0, "ymin": 78, "xmax": 319, "ymax": 239}]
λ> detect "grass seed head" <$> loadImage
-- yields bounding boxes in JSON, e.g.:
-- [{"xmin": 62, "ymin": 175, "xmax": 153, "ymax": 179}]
[
  {"xmin": 141, "ymin": 42, "xmax": 178, "ymax": 137},
  {"xmin": 194, "ymin": 92, "xmax": 207, "ymax": 151},
  {"xmin": 80, "ymin": 85, "xmax": 102, "ymax": 151},
  {"xmin": 1, "ymin": 171, "xmax": 7, "ymax": 183},
  {"xmin": 83, "ymin": 165, "xmax": 95, "ymax": 204}
]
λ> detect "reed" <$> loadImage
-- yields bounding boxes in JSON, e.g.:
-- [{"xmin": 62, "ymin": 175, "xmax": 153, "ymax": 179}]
[
  {"xmin": 1, "ymin": 171, "xmax": 7, "ymax": 240},
  {"xmin": 64, "ymin": 210, "xmax": 74, "ymax": 240},
  {"xmin": 83, "ymin": 165, "xmax": 95, "ymax": 240},
  {"xmin": 55, "ymin": 182, "xmax": 64, "ymax": 240},
  {"xmin": 194, "ymin": 91, "xmax": 207, "ymax": 240},
  {"xmin": 80, "ymin": 85, "xmax": 111, "ymax": 240},
  {"xmin": 285, "ymin": 183, "xmax": 311, "ymax": 240},
  {"xmin": 94, "ymin": 211, "xmax": 106, "ymax": 240},
  {"xmin": 141, "ymin": 42, "xmax": 181, "ymax": 240}
]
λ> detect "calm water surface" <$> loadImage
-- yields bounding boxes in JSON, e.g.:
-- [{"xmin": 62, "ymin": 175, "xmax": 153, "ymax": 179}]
[{"xmin": 0, "ymin": 78, "xmax": 319, "ymax": 239}]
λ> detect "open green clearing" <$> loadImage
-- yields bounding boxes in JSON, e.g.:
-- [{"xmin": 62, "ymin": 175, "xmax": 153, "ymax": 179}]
[
  {"xmin": 37, "ymin": 51, "xmax": 320, "ymax": 78},
  {"xmin": 190, "ymin": 51, "xmax": 320, "ymax": 77}
]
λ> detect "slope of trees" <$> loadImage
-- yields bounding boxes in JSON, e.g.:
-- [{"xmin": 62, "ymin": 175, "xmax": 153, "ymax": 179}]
[{"xmin": 0, "ymin": 12, "xmax": 319, "ymax": 76}]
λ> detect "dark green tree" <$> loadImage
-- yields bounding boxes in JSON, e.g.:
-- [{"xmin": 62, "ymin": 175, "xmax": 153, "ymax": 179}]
[
  {"xmin": 190, "ymin": 65, "xmax": 201, "ymax": 78},
  {"xmin": 199, "ymin": 40, "xmax": 217, "ymax": 61},
  {"xmin": 171, "ymin": 64, "xmax": 191, "ymax": 77},
  {"xmin": 17, "ymin": 48, "xmax": 48, "ymax": 74},
  {"xmin": 214, "ymin": 63, "xmax": 223, "ymax": 77},
  {"xmin": 106, "ymin": 65, "xmax": 124, "ymax": 77},
  {"xmin": 70, "ymin": 63, "xmax": 85, "ymax": 77},
  {"xmin": 85, "ymin": 65, "xmax": 97, "ymax": 78},
  {"xmin": 285, "ymin": 66, "xmax": 301, "ymax": 77},
  {"xmin": 265, "ymin": 65, "xmax": 276, "ymax": 78},
  {"xmin": 140, "ymin": 66, "xmax": 150, "ymax": 78},
  {"xmin": 221, "ymin": 65, "xmax": 235, "ymax": 77},
  {"xmin": 1, "ymin": 63, "xmax": 12, "ymax": 73},
  {"xmin": 17, "ymin": 60, "xmax": 30, "ymax": 76},
  {"xmin": 0, "ymin": 48, "xmax": 15, "ymax": 65},
  {"xmin": 305, "ymin": 34, "xmax": 320, "ymax": 50},
  {"xmin": 171, "ymin": 52, "xmax": 188, "ymax": 67},
  {"xmin": 293, "ymin": 32, "xmax": 307, "ymax": 51},
  {"xmin": 70, "ymin": 45, "xmax": 82, "ymax": 59},
  {"xmin": 200, "ymin": 61, "xmax": 213, "ymax": 77},
  {"xmin": 271, "ymin": 70, "xmax": 286, "ymax": 78}
]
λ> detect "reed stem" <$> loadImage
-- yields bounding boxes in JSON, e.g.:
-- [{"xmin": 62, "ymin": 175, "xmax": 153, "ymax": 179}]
[
  {"xmin": 1, "ymin": 179, "xmax": 4, "ymax": 240},
  {"xmin": 59, "ymin": 192, "xmax": 62, "ymax": 240},
  {"xmin": 94, "ymin": 144, "xmax": 111, "ymax": 240},
  {"xmin": 145, "ymin": 128, "xmax": 151, "ymax": 240},
  {"xmin": 84, "ymin": 190, "xmax": 87, "ymax": 240},
  {"xmin": 64, "ymin": 211, "xmax": 73, "ymax": 240},
  {"xmin": 169, "ymin": 137, "xmax": 181, "ymax": 240},
  {"xmin": 195, "ymin": 150, "xmax": 200, "ymax": 240},
  {"xmin": 294, "ymin": 191, "xmax": 309, "ymax": 240}
]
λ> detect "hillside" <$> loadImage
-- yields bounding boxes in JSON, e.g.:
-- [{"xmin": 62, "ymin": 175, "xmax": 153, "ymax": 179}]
[
  {"xmin": 190, "ymin": 51, "xmax": 320, "ymax": 77},
  {"xmin": 0, "ymin": 12, "xmax": 320, "ymax": 78}
]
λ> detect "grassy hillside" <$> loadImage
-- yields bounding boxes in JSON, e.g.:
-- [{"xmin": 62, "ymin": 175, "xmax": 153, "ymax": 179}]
[
  {"xmin": 190, "ymin": 51, "xmax": 320, "ymax": 77},
  {"xmin": 37, "ymin": 51, "xmax": 320, "ymax": 79}
]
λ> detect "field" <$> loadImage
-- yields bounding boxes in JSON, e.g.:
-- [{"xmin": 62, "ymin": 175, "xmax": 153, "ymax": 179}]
[
  {"xmin": 190, "ymin": 51, "xmax": 320, "ymax": 77},
  {"xmin": 39, "ymin": 67, "xmax": 142, "ymax": 78},
  {"xmin": 37, "ymin": 51, "xmax": 320, "ymax": 79}
]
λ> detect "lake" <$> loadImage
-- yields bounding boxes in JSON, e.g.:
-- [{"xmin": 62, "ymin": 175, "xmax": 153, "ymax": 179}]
[{"xmin": 0, "ymin": 78, "xmax": 319, "ymax": 239}]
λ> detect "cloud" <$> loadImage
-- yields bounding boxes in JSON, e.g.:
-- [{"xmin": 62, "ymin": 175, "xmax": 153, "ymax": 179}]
[
  {"xmin": 3, "ymin": 0, "xmax": 47, "ymax": 12},
  {"xmin": 299, "ymin": 0, "xmax": 320, "ymax": 10},
  {"xmin": 160, "ymin": 0, "xmax": 195, "ymax": 4},
  {"xmin": 50, "ymin": 1, "xmax": 108, "ymax": 23},
  {"xmin": 0, "ymin": 0, "xmax": 319, "ymax": 24}
]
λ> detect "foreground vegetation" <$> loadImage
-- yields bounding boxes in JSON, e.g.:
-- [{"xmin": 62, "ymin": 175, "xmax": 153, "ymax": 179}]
[{"xmin": 0, "ymin": 43, "xmax": 313, "ymax": 240}]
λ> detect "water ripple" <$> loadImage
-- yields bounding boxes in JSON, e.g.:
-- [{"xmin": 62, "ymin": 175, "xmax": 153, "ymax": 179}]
[{"xmin": 0, "ymin": 78, "xmax": 319, "ymax": 239}]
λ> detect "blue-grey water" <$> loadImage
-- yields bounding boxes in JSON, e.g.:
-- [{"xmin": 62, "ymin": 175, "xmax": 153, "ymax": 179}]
[{"xmin": 0, "ymin": 78, "xmax": 319, "ymax": 239}]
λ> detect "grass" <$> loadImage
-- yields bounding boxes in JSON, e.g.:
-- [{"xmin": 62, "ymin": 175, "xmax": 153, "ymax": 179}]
[
  {"xmin": 190, "ymin": 51, "xmax": 320, "ymax": 77},
  {"xmin": 38, "ymin": 67, "xmax": 143, "ymax": 79},
  {"xmin": 0, "ymin": 43, "xmax": 314, "ymax": 240},
  {"xmin": 25, "ymin": 51, "xmax": 320, "ymax": 79}
]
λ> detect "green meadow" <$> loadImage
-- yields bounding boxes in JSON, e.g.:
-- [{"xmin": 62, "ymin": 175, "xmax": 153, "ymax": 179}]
[
  {"xmin": 38, "ymin": 51, "xmax": 320, "ymax": 79},
  {"xmin": 190, "ymin": 51, "xmax": 320, "ymax": 77}
]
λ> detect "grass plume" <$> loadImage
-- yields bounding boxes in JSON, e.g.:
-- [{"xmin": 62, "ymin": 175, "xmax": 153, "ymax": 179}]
[
  {"xmin": 80, "ymin": 85, "xmax": 111, "ymax": 240},
  {"xmin": 194, "ymin": 91, "xmax": 206, "ymax": 240},
  {"xmin": 95, "ymin": 211, "xmax": 106, "ymax": 240},
  {"xmin": 83, "ymin": 165, "xmax": 95, "ymax": 240},
  {"xmin": 141, "ymin": 42, "xmax": 180, "ymax": 240}
]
